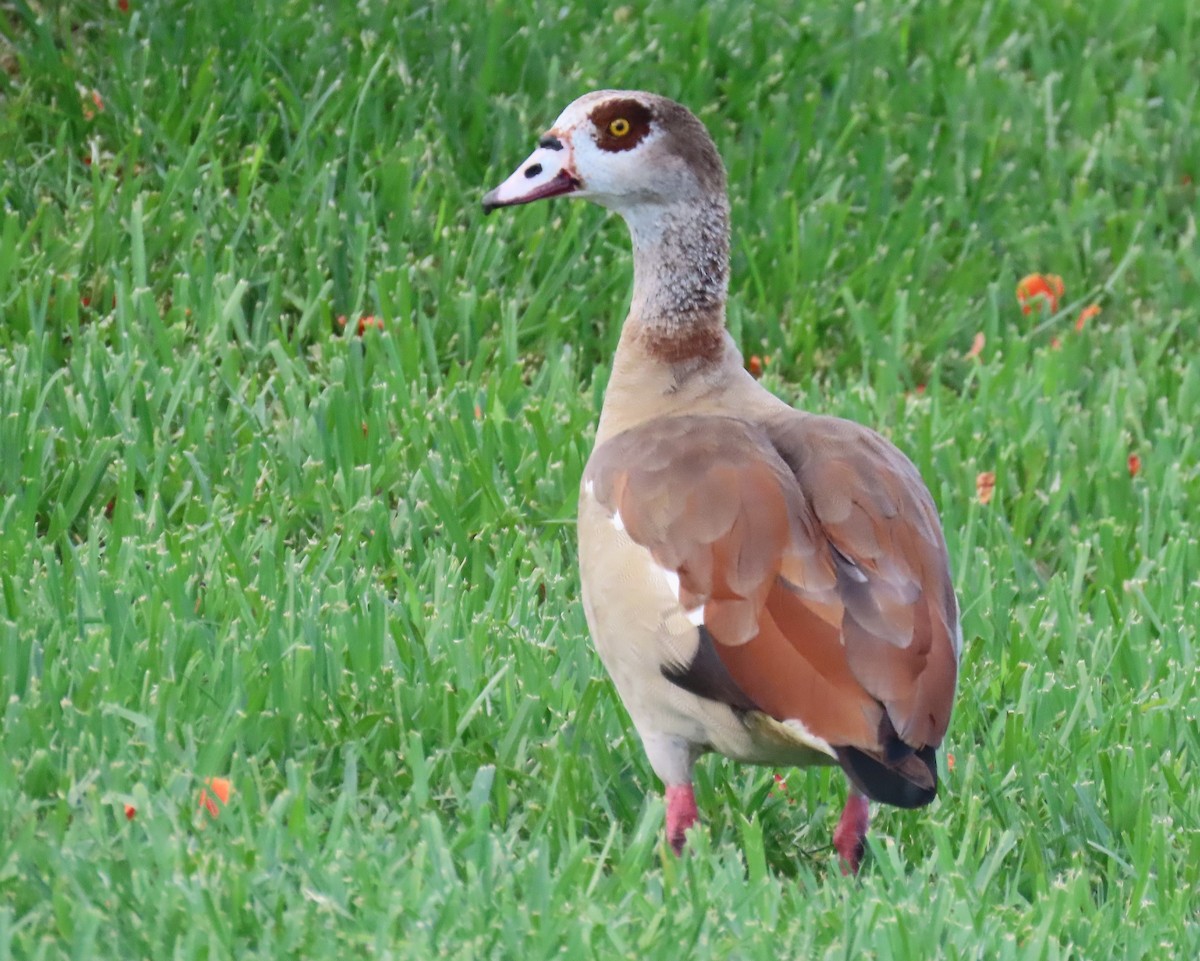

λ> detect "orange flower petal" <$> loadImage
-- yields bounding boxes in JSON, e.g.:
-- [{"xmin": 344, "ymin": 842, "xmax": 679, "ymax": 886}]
[
  {"xmin": 1016, "ymin": 273, "xmax": 1064, "ymax": 314},
  {"xmin": 946, "ymin": 752, "xmax": 956, "ymax": 772},
  {"xmin": 124, "ymin": 804, "xmax": 136, "ymax": 820},
  {"xmin": 965, "ymin": 331, "xmax": 985, "ymax": 360},
  {"xmin": 1128, "ymin": 453, "xmax": 1141, "ymax": 477},
  {"xmin": 209, "ymin": 777, "xmax": 231, "ymax": 804},
  {"xmin": 1076, "ymin": 304, "xmax": 1101, "ymax": 331},
  {"xmin": 199, "ymin": 777, "xmax": 233, "ymax": 818},
  {"xmin": 747, "ymin": 355, "xmax": 763, "ymax": 378},
  {"xmin": 976, "ymin": 471, "xmax": 996, "ymax": 505}
]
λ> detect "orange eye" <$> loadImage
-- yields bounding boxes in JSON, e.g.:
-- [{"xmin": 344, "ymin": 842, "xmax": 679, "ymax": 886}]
[{"xmin": 608, "ymin": 118, "xmax": 631, "ymax": 137}]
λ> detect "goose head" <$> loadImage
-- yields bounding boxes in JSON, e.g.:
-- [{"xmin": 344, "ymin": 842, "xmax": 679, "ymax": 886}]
[{"xmin": 482, "ymin": 90, "xmax": 726, "ymax": 217}]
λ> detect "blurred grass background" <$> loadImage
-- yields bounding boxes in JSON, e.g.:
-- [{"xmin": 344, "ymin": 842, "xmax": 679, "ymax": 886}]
[{"xmin": 0, "ymin": 0, "xmax": 1197, "ymax": 957}]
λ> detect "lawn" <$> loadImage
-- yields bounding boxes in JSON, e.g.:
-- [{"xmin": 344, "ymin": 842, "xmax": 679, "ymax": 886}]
[{"xmin": 1, "ymin": 0, "xmax": 1197, "ymax": 957}]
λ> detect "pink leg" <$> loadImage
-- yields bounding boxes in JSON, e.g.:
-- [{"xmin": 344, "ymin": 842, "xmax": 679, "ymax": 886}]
[
  {"xmin": 833, "ymin": 791, "xmax": 870, "ymax": 875},
  {"xmin": 665, "ymin": 784, "xmax": 699, "ymax": 855}
]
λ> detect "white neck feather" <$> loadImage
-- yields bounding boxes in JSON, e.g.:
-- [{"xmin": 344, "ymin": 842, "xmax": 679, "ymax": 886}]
[{"xmin": 621, "ymin": 196, "xmax": 730, "ymax": 333}]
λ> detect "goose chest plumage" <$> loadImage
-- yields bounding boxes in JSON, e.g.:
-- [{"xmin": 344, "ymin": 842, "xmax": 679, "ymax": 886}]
[{"xmin": 483, "ymin": 90, "xmax": 960, "ymax": 873}]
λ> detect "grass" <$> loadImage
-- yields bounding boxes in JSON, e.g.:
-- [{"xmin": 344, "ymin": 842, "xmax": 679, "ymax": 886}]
[{"xmin": 1, "ymin": 0, "xmax": 1197, "ymax": 956}]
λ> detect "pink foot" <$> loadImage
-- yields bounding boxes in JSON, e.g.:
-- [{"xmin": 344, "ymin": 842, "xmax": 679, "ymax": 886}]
[
  {"xmin": 833, "ymin": 792, "xmax": 870, "ymax": 875},
  {"xmin": 665, "ymin": 784, "xmax": 699, "ymax": 855}
]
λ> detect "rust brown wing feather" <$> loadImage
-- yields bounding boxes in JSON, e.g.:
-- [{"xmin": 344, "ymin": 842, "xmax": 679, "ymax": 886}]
[
  {"xmin": 585, "ymin": 412, "xmax": 959, "ymax": 807},
  {"xmin": 764, "ymin": 413, "xmax": 960, "ymax": 751}
]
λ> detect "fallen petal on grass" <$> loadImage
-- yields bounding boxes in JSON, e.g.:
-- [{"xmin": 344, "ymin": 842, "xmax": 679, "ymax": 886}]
[
  {"xmin": 1017, "ymin": 273, "xmax": 1064, "ymax": 315},
  {"xmin": 976, "ymin": 471, "xmax": 996, "ymax": 505},
  {"xmin": 1128, "ymin": 453, "xmax": 1141, "ymax": 477},
  {"xmin": 199, "ymin": 777, "xmax": 233, "ymax": 818},
  {"xmin": 1076, "ymin": 304, "xmax": 1101, "ymax": 331},
  {"xmin": 338, "ymin": 313, "xmax": 385, "ymax": 336}
]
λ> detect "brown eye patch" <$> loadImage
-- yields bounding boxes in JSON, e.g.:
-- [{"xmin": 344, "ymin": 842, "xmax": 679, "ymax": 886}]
[{"xmin": 590, "ymin": 98, "xmax": 654, "ymax": 152}]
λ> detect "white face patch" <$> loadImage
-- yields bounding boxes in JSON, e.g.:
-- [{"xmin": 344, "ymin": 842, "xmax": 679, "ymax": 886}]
[
  {"xmin": 569, "ymin": 124, "xmax": 666, "ymax": 203},
  {"xmin": 544, "ymin": 91, "xmax": 678, "ymax": 212}
]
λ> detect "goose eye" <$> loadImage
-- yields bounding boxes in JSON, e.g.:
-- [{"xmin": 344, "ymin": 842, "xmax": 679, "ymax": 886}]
[{"xmin": 608, "ymin": 118, "xmax": 631, "ymax": 137}]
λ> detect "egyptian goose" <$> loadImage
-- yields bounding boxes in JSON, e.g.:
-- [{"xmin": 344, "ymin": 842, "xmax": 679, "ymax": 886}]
[{"xmin": 483, "ymin": 91, "xmax": 959, "ymax": 873}]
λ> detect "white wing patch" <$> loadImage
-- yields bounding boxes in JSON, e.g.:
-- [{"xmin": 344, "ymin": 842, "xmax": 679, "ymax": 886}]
[
  {"xmin": 658, "ymin": 565, "xmax": 681, "ymax": 600},
  {"xmin": 658, "ymin": 564, "xmax": 705, "ymax": 626},
  {"xmin": 781, "ymin": 718, "xmax": 836, "ymax": 758}
]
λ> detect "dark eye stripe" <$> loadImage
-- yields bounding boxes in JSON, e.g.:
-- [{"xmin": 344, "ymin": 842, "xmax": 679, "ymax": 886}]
[{"xmin": 589, "ymin": 98, "xmax": 653, "ymax": 153}]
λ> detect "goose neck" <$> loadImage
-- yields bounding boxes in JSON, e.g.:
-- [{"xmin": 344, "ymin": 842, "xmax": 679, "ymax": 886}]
[{"xmin": 620, "ymin": 196, "xmax": 730, "ymax": 363}]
